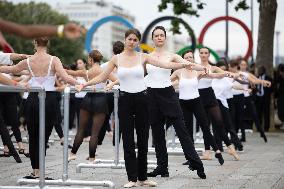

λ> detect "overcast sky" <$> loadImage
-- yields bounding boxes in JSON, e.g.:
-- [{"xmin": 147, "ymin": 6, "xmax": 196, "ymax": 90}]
[{"xmin": 9, "ymin": 0, "xmax": 284, "ymax": 58}]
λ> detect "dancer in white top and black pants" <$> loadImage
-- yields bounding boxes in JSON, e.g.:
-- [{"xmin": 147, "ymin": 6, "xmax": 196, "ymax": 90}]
[
  {"xmin": 212, "ymin": 61, "xmax": 246, "ymax": 151},
  {"xmin": 145, "ymin": 26, "xmax": 207, "ymax": 179},
  {"xmin": 0, "ymin": 37, "xmax": 78, "ymax": 179},
  {"xmin": 171, "ymin": 50, "xmax": 224, "ymax": 165},
  {"xmin": 77, "ymin": 28, "xmax": 195, "ymax": 188}
]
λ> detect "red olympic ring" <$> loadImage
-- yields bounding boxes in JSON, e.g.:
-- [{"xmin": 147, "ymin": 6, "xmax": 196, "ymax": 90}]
[{"xmin": 199, "ymin": 16, "xmax": 253, "ymax": 60}]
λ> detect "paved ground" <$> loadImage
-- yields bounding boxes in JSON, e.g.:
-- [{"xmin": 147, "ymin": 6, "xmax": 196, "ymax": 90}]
[{"xmin": 1, "ymin": 130, "xmax": 284, "ymax": 189}]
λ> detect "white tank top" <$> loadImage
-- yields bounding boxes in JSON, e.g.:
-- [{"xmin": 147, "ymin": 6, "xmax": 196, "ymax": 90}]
[
  {"xmin": 212, "ymin": 77, "xmax": 233, "ymax": 108},
  {"xmin": 27, "ymin": 56, "xmax": 56, "ymax": 91},
  {"xmin": 198, "ymin": 65, "xmax": 212, "ymax": 89},
  {"xmin": 146, "ymin": 63, "xmax": 172, "ymax": 88},
  {"xmin": 116, "ymin": 53, "xmax": 146, "ymax": 93},
  {"xmin": 179, "ymin": 71, "xmax": 200, "ymax": 100}
]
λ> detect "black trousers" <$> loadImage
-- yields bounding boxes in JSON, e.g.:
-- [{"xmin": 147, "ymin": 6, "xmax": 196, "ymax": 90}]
[
  {"xmin": 180, "ymin": 97, "xmax": 219, "ymax": 151},
  {"xmin": 244, "ymin": 96, "xmax": 266, "ymax": 134},
  {"xmin": 232, "ymin": 94, "xmax": 245, "ymax": 138},
  {"xmin": 69, "ymin": 94, "xmax": 76, "ymax": 130},
  {"xmin": 148, "ymin": 87, "xmax": 203, "ymax": 172},
  {"xmin": 98, "ymin": 93, "xmax": 115, "ymax": 145},
  {"xmin": 54, "ymin": 92, "xmax": 63, "ymax": 139},
  {"xmin": 218, "ymin": 100, "xmax": 243, "ymax": 149},
  {"xmin": 1, "ymin": 93, "xmax": 22, "ymax": 143},
  {"xmin": 0, "ymin": 94, "xmax": 19, "ymax": 156},
  {"xmin": 255, "ymin": 95, "xmax": 271, "ymax": 131},
  {"xmin": 26, "ymin": 92, "xmax": 56, "ymax": 169},
  {"xmin": 118, "ymin": 90, "xmax": 149, "ymax": 182}
]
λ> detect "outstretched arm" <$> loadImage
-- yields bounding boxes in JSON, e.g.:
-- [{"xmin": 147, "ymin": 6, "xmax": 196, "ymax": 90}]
[
  {"xmin": 0, "ymin": 19, "xmax": 83, "ymax": 39},
  {"xmin": 173, "ymin": 54, "xmax": 206, "ymax": 71},
  {"xmin": 82, "ymin": 56, "xmax": 117, "ymax": 88},
  {"xmin": 0, "ymin": 73, "xmax": 17, "ymax": 86},
  {"xmin": 53, "ymin": 57, "xmax": 79, "ymax": 85},
  {"xmin": 0, "ymin": 59, "xmax": 28, "ymax": 74},
  {"xmin": 144, "ymin": 54, "xmax": 188, "ymax": 70}
]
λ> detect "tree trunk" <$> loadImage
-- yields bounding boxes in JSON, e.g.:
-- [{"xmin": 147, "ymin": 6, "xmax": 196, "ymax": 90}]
[{"xmin": 255, "ymin": 0, "xmax": 277, "ymax": 76}]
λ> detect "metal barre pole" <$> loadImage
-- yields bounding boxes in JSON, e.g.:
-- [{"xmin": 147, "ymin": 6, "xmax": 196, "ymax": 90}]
[
  {"xmin": 62, "ymin": 87, "xmax": 70, "ymax": 181},
  {"xmin": 38, "ymin": 90, "xmax": 46, "ymax": 189},
  {"xmin": 113, "ymin": 90, "xmax": 120, "ymax": 166}
]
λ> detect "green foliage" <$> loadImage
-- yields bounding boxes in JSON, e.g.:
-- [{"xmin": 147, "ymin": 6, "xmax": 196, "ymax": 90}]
[
  {"xmin": 158, "ymin": 0, "xmax": 250, "ymax": 34},
  {"xmin": 0, "ymin": 1, "xmax": 85, "ymax": 65}
]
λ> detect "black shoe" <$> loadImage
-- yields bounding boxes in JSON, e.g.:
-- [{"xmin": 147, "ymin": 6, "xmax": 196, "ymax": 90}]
[
  {"xmin": 147, "ymin": 168, "xmax": 169, "ymax": 177},
  {"xmin": 182, "ymin": 160, "xmax": 190, "ymax": 165},
  {"xmin": 215, "ymin": 153, "xmax": 224, "ymax": 165},
  {"xmin": 188, "ymin": 165, "xmax": 206, "ymax": 179},
  {"xmin": 237, "ymin": 145, "xmax": 244, "ymax": 152},
  {"xmin": 197, "ymin": 170, "xmax": 206, "ymax": 179},
  {"xmin": 261, "ymin": 133, "xmax": 267, "ymax": 143},
  {"xmin": 19, "ymin": 149, "xmax": 30, "ymax": 158}
]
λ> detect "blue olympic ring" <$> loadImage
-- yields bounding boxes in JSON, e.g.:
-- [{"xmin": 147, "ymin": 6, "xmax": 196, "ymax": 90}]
[{"xmin": 85, "ymin": 16, "xmax": 134, "ymax": 52}]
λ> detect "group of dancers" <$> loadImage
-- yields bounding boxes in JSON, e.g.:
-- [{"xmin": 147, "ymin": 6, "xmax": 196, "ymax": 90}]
[{"xmin": 0, "ymin": 26, "xmax": 271, "ymax": 188}]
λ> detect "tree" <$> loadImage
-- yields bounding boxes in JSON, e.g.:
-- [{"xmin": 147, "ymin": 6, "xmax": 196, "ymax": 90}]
[
  {"xmin": 0, "ymin": 1, "xmax": 85, "ymax": 65},
  {"xmin": 158, "ymin": 0, "xmax": 277, "ymax": 75}
]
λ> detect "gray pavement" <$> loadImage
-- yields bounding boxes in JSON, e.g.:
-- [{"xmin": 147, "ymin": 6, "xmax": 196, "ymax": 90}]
[{"xmin": 1, "ymin": 131, "xmax": 284, "ymax": 189}]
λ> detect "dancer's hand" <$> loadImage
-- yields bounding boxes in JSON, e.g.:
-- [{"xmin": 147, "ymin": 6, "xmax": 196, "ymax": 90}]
[
  {"xmin": 63, "ymin": 23, "xmax": 86, "ymax": 39},
  {"xmin": 10, "ymin": 53, "xmax": 30, "ymax": 61},
  {"xmin": 17, "ymin": 81, "xmax": 29, "ymax": 89},
  {"xmin": 262, "ymin": 80, "xmax": 271, "ymax": 87},
  {"xmin": 105, "ymin": 82, "xmax": 115, "ymax": 91},
  {"xmin": 75, "ymin": 84, "xmax": 84, "ymax": 92}
]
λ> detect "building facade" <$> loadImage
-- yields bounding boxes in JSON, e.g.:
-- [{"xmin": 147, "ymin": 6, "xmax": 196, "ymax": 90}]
[{"xmin": 56, "ymin": 0, "xmax": 135, "ymax": 59}]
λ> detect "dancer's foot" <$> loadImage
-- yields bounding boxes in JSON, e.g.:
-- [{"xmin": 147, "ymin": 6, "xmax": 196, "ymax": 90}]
[
  {"xmin": 123, "ymin": 181, "xmax": 137, "ymax": 188},
  {"xmin": 200, "ymin": 150, "xmax": 212, "ymax": 160},
  {"xmin": 188, "ymin": 165, "xmax": 206, "ymax": 179},
  {"xmin": 215, "ymin": 153, "xmax": 224, "ymax": 165},
  {"xmin": 138, "ymin": 180, "xmax": 157, "ymax": 187},
  {"xmin": 261, "ymin": 133, "xmax": 268, "ymax": 143},
  {"xmin": 68, "ymin": 153, "xmax": 76, "ymax": 162},
  {"xmin": 147, "ymin": 168, "xmax": 169, "ymax": 177},
  {"xmin": 227, "ymin": 145, "xmax": 240, "ymax": 160}
]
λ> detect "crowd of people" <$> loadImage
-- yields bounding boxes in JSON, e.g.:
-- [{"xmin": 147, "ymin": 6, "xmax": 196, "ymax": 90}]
[{"xmin": 0, "ymin": 24, "xmax": 283, "ymax": 188}]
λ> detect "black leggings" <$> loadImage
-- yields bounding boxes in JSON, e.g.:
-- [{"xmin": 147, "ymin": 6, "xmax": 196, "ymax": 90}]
[
  {"xmin": 180, "ymin": 97, "xmax": 219, "ymax": 152},
  {"xmin": 118, "ymin": 90, "xmax": 149, "ymax": 182},
  {"xmin": 71, "ymin": 109, "xmax": 106, "ymax": 158}
]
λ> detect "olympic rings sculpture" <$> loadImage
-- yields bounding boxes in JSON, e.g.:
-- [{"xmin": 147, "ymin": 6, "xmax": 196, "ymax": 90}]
[
  {"xmin": 85, "ymin": 16, "xmax": 134, "ymax": 53},
  {"xmin": 198, "ymin": 16, "xmax": 253, "ymax": 60},
  {"xmin": 85, "ymin": 15, "xmax": 252, "ymax": 60},
  {"xmin": 177, "ymin": 44, "xmax": 220, "ymax": 62},
  {"xmin": 141, "ymin": 16, "xmax": 196, "ymax": 53}
]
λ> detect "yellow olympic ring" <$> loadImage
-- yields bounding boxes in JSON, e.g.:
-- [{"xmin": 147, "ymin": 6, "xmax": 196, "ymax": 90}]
[{"xmin": 140, "ymin": 43, "xmax": 154, "ymax": 52}]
